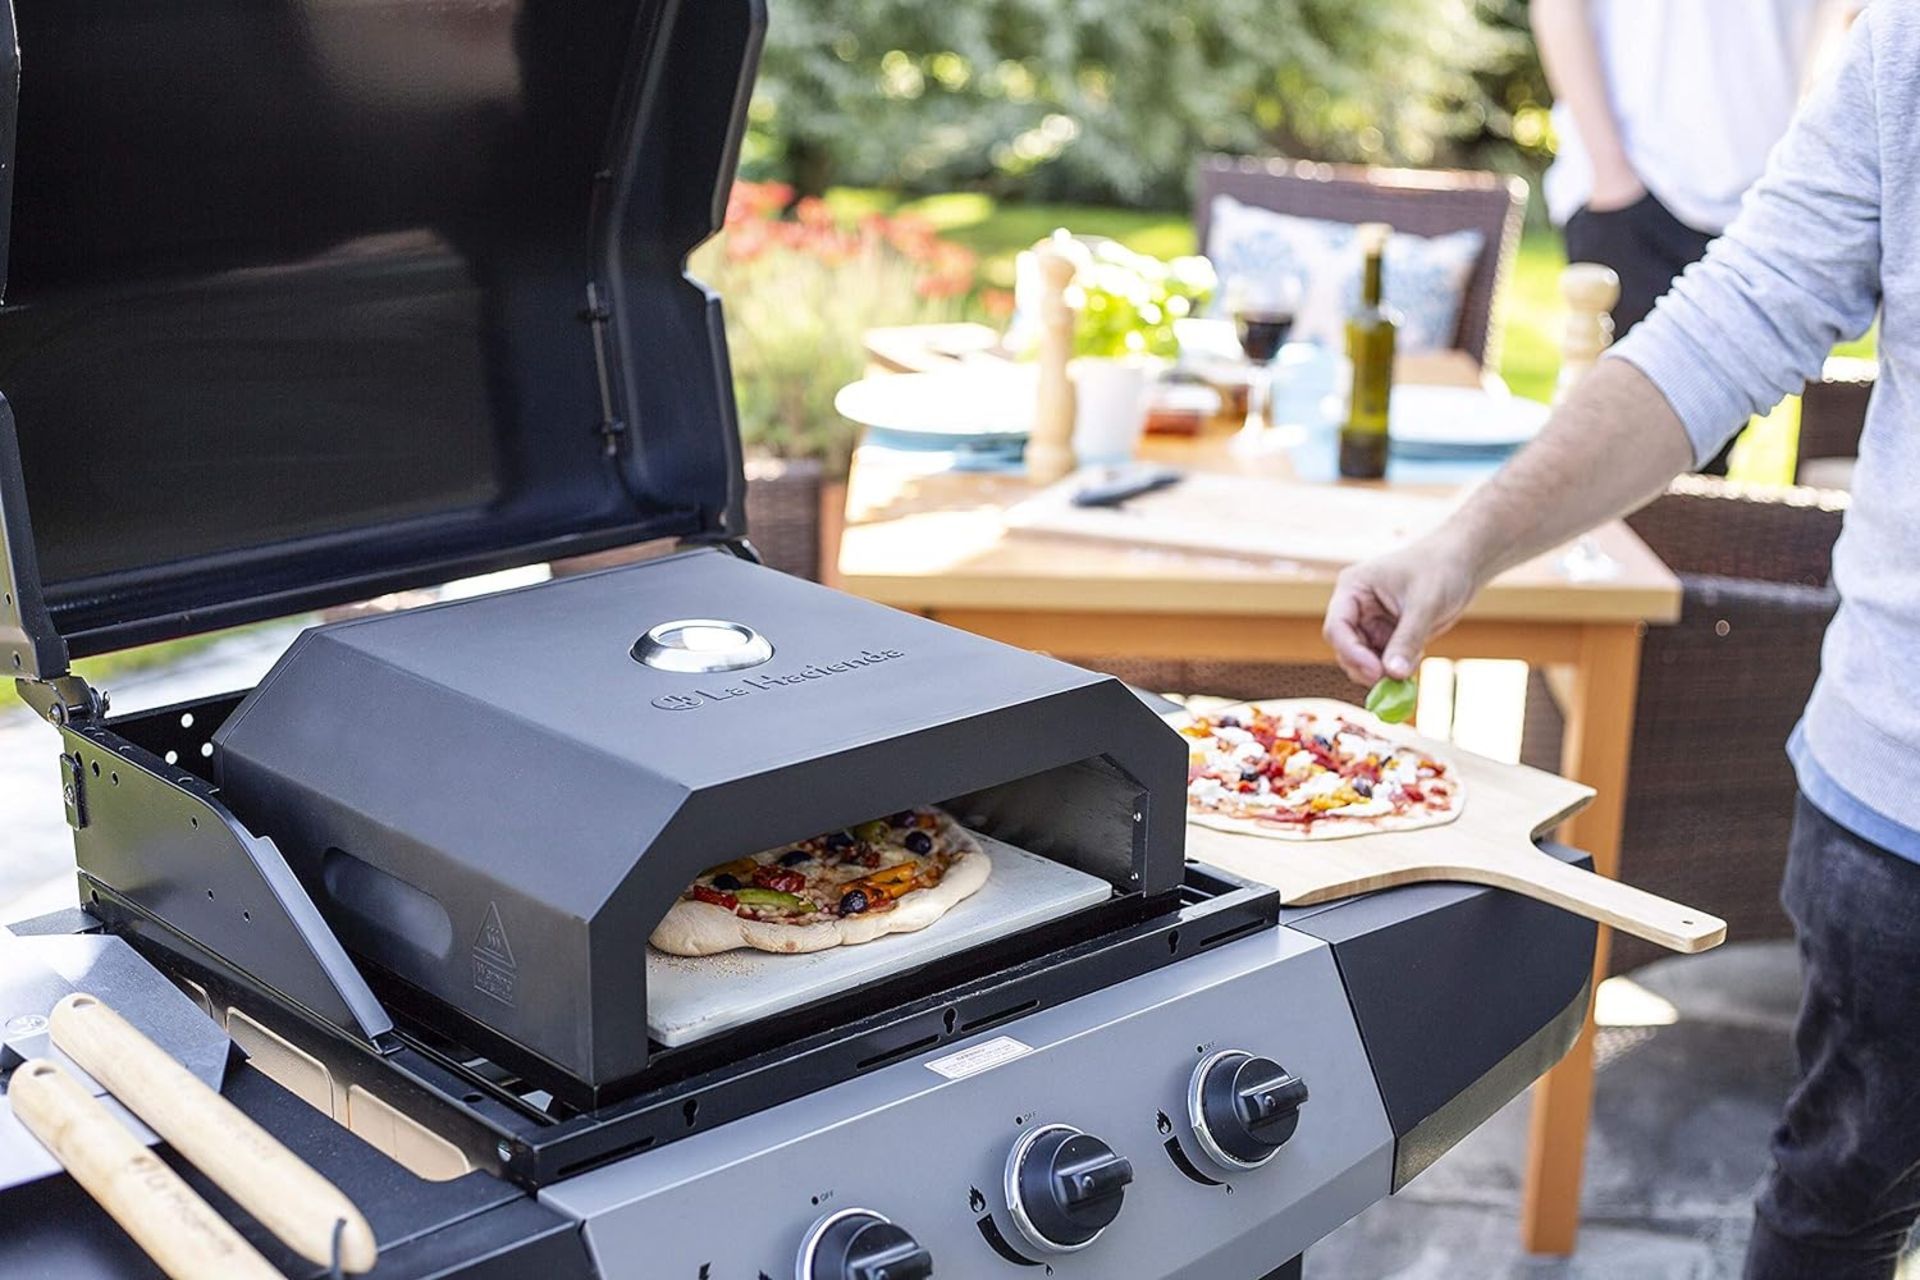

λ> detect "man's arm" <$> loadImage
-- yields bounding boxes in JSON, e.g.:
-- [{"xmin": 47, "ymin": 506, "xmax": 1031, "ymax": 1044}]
[
  {"xmin": 1324, "ymin": 360, "xmax": 1689, "ymax": 683},
  {"xmin": 1326, "ymin": 13, "xmax": 1884, "ymax": 684},
  {"xmin": 1531, "ymin": 0, "xmax": 1643, "ymax": 211}
]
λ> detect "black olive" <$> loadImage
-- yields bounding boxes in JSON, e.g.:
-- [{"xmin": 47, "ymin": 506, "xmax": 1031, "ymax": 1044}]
[
  {"xmin": 1240, "ymin": 768, "xmax": 1262, "ymax": 783},
  {"xmin": 888, "ymin": 810, "xmax": 916, "ymax": 827},
  {"xmin": 711, "ymin": 873, "xmax": 743, "ymax": 891},
  {"xmin": 1312, "ymin": 734, "xmax": 1332, "ymax": 750},
  {"xmin": 779, "ymin": 849, "xmax": 811, "ymax": 866},
  {"xmin": 824, "ymin": 831, "xmax": 854, "ymax": 851},
  {"xmin": 1217, "ymin": 715, "xmax": 1242, "ymax": 729},
  {"xmin": 1353, "ymin": 778, "xmax": 1373, "ymax": 797},
  {"xmin": 838, "ymin": 889, "xmax": 870, "ymax": 916},
  {"xmin": 904, "ymin": 830, "xmax": 933, "ymax": 855}
]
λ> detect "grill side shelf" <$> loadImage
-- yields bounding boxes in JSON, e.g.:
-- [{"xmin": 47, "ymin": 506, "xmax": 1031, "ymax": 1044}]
[
  {"xmin": 58, "ymin": 702, "xmax": 393, "ymax": 1047},
  {"xmin": 0, "ymin": 395, "xmax": 69, "ymax": 681}
]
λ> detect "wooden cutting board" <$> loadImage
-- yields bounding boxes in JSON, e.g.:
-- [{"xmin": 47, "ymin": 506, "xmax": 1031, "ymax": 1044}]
[
  {"xmin": 1173, "ymin": 700, "xmax": 1727, "ymax": 954},
  {"xmin": 1004, "ymin": 473, "xmax": 1465, "ymax": 565}
]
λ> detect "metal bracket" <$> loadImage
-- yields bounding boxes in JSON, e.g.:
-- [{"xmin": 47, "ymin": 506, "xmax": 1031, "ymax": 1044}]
[
  {"xmin": 580, "ymin": 281, "xmax": 629, "ymax": 458},
  {"xmin": 0, "ymin": 394, "xmax": 70, "ymax": 681}
]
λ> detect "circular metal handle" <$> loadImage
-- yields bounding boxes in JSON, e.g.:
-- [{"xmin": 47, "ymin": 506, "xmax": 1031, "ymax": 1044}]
[{"xmin": 632, "ymin": 618, "xmax": 773, "ymax": 673}]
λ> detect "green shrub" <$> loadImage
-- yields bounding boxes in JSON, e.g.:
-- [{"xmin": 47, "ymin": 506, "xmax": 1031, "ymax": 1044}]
[{"xmin": 749, "ymin": 0, "xmax": 1519, "ymax": 206}]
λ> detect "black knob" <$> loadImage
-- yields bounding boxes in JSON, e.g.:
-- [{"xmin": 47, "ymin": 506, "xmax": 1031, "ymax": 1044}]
[
  {"xmin": 1005, "ymin": 1125, "xmax": 1134, "ymax": 1253},
  {"xmin": 1189, "ymin": 1050, "xmax": 1308, "ymax": 1170},
  {"xmin": 801, "ymin": 1210, "xmax": 933, "ymax": 1280}
]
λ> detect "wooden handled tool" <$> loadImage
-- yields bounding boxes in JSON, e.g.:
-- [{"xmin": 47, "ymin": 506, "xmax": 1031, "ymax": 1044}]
[
  {"xmin": 50, "ymin": 993, "xmax": 379, "ymax": 1274},
  {"xmin": 10, "ymin": 1058, "xmax": 285, "ymax": 1280},
  {"xmin": 1178, "ymin": 700, "xmax": 1729, "ymax": 955}
]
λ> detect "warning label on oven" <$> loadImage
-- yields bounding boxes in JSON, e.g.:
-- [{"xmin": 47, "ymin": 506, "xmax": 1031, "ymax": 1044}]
[
  {"xmin": 926, "ymin": 1036, "xmax": 1034, "ymax": 1080},
  {"xmin": 472, "ymin": 902, "xmax": 517, "ymax": 1007}
]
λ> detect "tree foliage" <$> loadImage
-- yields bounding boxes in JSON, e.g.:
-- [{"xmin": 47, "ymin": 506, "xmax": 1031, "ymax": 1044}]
[{"xmin": 748, "ymin": 0, "xmax": 1524, "ymax": 206}]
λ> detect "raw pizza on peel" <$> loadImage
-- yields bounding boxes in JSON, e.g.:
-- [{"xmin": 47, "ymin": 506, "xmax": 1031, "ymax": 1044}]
[
  {"xmin": 650, "ymin": 807, "xmax": 989, "ymax": 957},
  {"xmin": 1179, "ymin": 702, "xmax": 1463, "ymax": 840}
]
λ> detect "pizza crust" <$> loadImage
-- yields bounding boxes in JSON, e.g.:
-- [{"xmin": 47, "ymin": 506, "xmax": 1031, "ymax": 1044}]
[
  {"xmin": 649, "ymin": 816, "xmax": 990, "ymax": 957},
  {"xmin": 1180, "ymin": 701, "xmax": 1466, "ymax": 842}
]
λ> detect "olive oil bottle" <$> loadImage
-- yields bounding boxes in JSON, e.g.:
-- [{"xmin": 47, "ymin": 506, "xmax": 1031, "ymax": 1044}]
[{"xmin": 1339, "ymin": 223, "xmax": 1396, "ymax": 479}]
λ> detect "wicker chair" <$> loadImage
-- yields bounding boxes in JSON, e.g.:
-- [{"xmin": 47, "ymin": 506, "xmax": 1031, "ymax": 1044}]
[
  {"xmin": 1597, "ymin": 476, "xmax": 1844, "ymax": 974},
  {"xmin": 1193, "ymin": 154, "xmax": 1528, "ymax": 369},
  {"xmin": 1796, "ymin": 355, "xmax": 1876, "ymax": 486}
]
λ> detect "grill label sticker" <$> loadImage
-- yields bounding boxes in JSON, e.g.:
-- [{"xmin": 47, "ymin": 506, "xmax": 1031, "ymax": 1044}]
[
  {"xmin": 472, "ymin": 901, "xmax": 518, "ymax": 1007},
  {"xmin": 926, "ymin": 1036, "xmax": 1034, "ymax": 1080},
  {"xmin": 650, "ymin": 648, "xmax": 905, "ymax": 711}
]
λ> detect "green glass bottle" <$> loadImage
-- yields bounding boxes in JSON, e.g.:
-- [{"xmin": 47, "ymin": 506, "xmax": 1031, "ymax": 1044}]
[{"xmin": 1339, "ymin": 223, "xmax": 1396, "ymax": 480}]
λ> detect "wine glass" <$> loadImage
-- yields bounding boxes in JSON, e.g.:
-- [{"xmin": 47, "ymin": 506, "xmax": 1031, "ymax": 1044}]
[{"xmin": 1227, "ymin": 276, "xmax": 1303, "ymax": 455}]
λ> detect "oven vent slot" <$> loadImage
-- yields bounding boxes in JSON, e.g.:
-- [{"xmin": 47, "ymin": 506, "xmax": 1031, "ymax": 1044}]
[
  {"xmin": 958, "ymin": 998, "xmax": 1038, "ymax": 1036},
  {"xmin": 1194, "ymin": 917, "xmax": 1267, "ymax": 953},
  {"xmin": 854, "ymin": 1034, "xmax": 943, "ymax": 1073}
]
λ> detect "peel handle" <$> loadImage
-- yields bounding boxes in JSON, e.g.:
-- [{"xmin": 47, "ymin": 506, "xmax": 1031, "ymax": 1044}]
[
  {"xmin": 50, "ymin": 992, "xmax": 378, "ymax": 1273},
  {"xmin": 11, "ymin": 1057, "xmax": 285, "ymax": 1280}
]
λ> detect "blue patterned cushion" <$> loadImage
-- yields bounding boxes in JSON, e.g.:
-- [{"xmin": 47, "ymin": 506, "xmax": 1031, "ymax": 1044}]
[{"xmin": 1204, "ymin": 195, "xmax": 1485, "ymax": 355}]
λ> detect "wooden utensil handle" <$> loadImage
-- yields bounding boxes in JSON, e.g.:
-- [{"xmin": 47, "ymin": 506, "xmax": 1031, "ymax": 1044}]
[
  {"xmin": 10, "ymin": 1058, "xmax": 285, "ymax": 1280},
  {"xmin": 50, "ymin": 993, "xmax": 379, "ymax": 1274},
  {"xmin": 1473, "ymin": 849, "xmax": 1727, "ymax": 954}
]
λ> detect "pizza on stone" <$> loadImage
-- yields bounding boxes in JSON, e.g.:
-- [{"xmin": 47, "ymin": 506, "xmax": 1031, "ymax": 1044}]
[
  {"xmin": 1181, "ymin": 702, "xmax": 1463, "ymax": 840},
  {"xmin": 649, "ymin": 807, "xmax": 990, "ymax": 957}
]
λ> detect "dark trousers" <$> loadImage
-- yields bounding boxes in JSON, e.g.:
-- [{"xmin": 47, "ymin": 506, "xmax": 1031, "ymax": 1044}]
[
  {"xmin": 1563, "ymin": 192, "xmax": 1734, "ymax": 474},
  {"xmin": 1745, "ymin": 796, "xmax": 1920, "ymax": 1278}
]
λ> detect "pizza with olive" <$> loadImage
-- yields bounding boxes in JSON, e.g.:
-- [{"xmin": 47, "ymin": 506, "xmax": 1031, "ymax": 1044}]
[
  {"xmin": 1180, "ymin": 702, "xmax": 1463, "ymax": 840},
  {"xmin": 649, "ymin": 807, "xmax": 990, "ymax": 957}
]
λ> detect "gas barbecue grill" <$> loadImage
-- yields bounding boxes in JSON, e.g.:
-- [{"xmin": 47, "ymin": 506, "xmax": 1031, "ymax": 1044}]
[{"xmin": 0, "ymin": 0, "xmax": 1597, "ymax": 1276}]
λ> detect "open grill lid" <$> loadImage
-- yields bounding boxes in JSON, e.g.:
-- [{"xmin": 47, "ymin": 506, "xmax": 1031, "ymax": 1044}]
[{"xmin": 0, "ymin": 0, "xmax": 765, "ymax": 676}]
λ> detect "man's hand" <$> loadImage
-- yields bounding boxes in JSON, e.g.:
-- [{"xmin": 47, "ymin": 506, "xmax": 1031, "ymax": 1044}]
[{"xmin": 1323, "ymin": 537, "xmax": 1484, "ymax": 685}]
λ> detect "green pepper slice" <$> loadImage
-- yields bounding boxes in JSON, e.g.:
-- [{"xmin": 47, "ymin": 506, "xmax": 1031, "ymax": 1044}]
[{"xmin": 733, "ymin": 888, "xmax": 813, "ymax": 913}]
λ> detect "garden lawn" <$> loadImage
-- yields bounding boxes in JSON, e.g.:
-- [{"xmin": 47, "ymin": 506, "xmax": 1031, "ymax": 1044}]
[{"xmin": 826, "ymin": 188, "xmax": 1875, "ymax": 487}]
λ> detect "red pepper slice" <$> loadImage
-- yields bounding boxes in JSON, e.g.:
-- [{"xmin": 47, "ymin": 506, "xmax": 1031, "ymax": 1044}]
[
  {"xmin": 752, "ymin": 866, "xmax": 807, "ymax": 894},
  {"xmin": 691, "ymin": 885, "xmax": 738, "ymax": 910}
]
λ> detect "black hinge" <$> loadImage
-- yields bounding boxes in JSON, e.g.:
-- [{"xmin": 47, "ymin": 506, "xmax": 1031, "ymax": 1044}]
[{"xmin": 579, "ymin": 282, "xmax": 627, "ymax": 458}]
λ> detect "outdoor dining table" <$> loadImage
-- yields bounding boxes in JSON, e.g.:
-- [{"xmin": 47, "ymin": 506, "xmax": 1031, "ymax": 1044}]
[{"xmin": 835, "ymin": 333, "xmax": 1683, "ymax": 1254}]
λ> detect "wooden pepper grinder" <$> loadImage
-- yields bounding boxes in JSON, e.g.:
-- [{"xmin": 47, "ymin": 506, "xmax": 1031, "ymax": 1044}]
[
  {"xmin": 1027, "ymin": 245, "xmax": 1079, "ymax": 483},
  {"xmin": 1555, "ymin": 263, "xmax": 1620, "ymax": 402}
]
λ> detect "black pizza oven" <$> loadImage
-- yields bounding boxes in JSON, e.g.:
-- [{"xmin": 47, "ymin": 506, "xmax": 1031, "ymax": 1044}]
[{"xmin": 213, "ymin": 548, "xmax": 1187, "ymax": 1092}]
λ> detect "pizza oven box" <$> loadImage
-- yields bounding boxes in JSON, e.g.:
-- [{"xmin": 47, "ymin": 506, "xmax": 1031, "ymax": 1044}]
[
  {"xmin": 0, "ymin": 0, "xmax": 1187, "ymax": 1098},
  {"xmin": 211, "ymin": 551, "xmax": 1186, "ymax": 1091}
]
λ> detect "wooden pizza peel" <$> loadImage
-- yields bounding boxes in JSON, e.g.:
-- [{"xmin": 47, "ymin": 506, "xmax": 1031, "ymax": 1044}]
[{"xmin": 1173, "ymin": 699, "xmax": 1727, "ymax": 955}]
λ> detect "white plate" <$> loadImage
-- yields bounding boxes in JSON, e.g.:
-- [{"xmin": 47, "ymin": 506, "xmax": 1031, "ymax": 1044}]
[
  {"xmin": 1389, "ymin": 384, "xmax": 1549, "ymax": 449},
  {"xmin": 834, "ymin": 365, "xmax": 1037, "ymax": 440},
  {"xmin": 645, "ymin": 830, "xmax": 1111, "ymax": 1047}
]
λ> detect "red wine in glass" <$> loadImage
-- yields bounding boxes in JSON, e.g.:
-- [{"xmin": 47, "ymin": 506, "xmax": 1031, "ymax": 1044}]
[{"xmin": 1234, "ymin": 309, "xmax": 1295, "ymax": 364}]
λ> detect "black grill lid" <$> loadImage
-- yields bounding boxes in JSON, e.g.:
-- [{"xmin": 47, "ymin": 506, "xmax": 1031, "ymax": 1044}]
[{"xmin": 0, "ymin": 0, "xmax": 765, "ymax": 673}]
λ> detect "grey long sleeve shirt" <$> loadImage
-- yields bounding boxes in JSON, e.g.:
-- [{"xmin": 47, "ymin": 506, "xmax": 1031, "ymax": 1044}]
[{"xmin": 1609, "ymin": 3, "xmax": 1920, "ymax": 855}]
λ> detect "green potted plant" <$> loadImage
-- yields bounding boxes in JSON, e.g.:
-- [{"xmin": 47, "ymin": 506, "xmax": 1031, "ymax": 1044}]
[{"xmin": 692, "ymin": 184, "xmax": 980, "ymax": 579}]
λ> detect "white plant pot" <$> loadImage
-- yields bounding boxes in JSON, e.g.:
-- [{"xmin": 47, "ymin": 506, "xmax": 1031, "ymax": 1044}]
[{"xmin": 1070, "ymin": 357, "xmax": 1157, "ymax": 467}]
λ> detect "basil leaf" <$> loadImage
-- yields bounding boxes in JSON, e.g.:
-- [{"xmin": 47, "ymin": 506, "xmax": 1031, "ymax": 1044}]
[{"xmin": 1365, "ymin": 676, "xmax": 1418, "ymax": 725}]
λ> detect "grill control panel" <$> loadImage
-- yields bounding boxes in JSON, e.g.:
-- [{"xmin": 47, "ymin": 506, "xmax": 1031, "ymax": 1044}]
[{"xmin": 547, "ymin": 926, "xmax": 1392, "ymax": 1280}]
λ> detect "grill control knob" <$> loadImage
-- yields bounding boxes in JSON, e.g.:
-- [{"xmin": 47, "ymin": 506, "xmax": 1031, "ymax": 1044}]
[
  {"xmin": 797, "ymin": 1208, "xmax": 932, "ymax": 1280},
  {"xmin": 1188, "ymin": 1049, "xmax": 1309, "ymax": 1171},
  {"xmin": 1004, "ymin": 1124, "xmax": 1134, "ymax": 1254}
]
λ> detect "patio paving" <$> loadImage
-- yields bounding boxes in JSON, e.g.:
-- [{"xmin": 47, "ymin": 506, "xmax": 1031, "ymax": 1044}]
[{"xmin": 0, "ymin": 628, "xmax": 1868, "ymax": 1277}]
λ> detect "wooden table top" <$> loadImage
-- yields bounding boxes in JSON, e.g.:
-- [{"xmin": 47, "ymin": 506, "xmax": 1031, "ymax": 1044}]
[{"xmin": 839, "ymin": 425, "xmax": 1681, "ymax": 626}]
